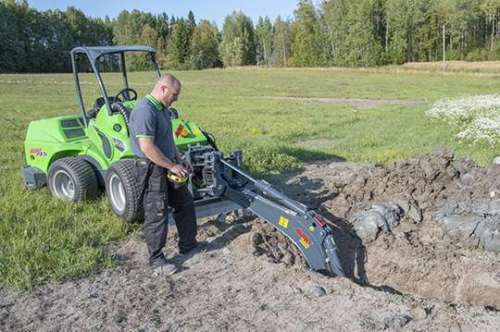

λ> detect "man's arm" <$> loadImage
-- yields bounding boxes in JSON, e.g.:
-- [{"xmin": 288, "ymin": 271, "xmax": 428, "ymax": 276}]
[{"xmin": 138, "ymin": 138, "xmax": 188, "ymax": 177}]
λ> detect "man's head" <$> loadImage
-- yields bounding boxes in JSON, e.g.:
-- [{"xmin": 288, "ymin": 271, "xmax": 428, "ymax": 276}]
[{"xmin": 151, "ymin": 74, "xmax": 181, "ymax": 107}]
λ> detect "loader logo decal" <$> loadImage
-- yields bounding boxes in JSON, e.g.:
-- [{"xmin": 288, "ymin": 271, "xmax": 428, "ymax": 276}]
[
  {"xmin": 295, "ymin": 228, "xmax": 311, "ymax": 249},
  {"xmin": 29, "ymin": 147, "xmax": 47, "ymax": 158},
  {"xmin": 175, "ymin": 123, "xmax": 191, "ymax": 138},
  {"xmin": 278, "ymin": 216, "xmax": 289, "ymax": 228}
]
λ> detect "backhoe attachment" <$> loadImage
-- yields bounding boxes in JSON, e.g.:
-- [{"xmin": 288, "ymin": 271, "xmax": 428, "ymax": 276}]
[{"xmin": 188, "ymin": 146, "xmax": 345, "ymax": 277}]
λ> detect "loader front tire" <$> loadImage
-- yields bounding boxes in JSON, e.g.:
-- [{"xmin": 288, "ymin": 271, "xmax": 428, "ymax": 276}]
[{"xmin": 105, "ymin": 160, "xmax": 143, "ymax": 223}]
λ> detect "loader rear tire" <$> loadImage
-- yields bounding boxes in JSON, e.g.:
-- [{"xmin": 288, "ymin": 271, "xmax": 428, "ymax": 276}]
[
  {"xmin": 47, "ymin": 157, "xmax": 98, "ymax": 202},
  {"xmin": 105, "ymin": 160, "xmax": 143, "ymax": 223}
]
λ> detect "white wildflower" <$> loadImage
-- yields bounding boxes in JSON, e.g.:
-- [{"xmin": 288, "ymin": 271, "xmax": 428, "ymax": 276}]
[
  {"xmin": 426, "ymin": 95, "xmax": 500, "ymax": 145},
  {"xmin": 456, "ymin": 116, "xmax": 500, "ymax": 145}
]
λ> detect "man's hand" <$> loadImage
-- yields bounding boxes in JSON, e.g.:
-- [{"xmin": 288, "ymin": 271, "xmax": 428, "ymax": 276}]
[
  {"xmin": 169, "ymin": 164, "xmax": 188, "ymax": 178},
  {"xmin": 176, "ymin": 152, "xmax": 193, "ymax": 174},
  {"xmin": 138, "ymin": 138, "xmax": 191, "ymax": 178}
]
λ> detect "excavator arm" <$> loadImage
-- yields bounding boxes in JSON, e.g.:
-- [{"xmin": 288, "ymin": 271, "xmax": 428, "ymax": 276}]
[{"xmin": 188, "ymin": 146, "xmax": 345, "ymax": 277}]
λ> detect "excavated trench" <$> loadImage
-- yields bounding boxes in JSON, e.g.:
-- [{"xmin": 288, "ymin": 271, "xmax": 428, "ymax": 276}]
[{"xmin": 247, "ymin": 151, "xmax": 500, "ymax": 309}]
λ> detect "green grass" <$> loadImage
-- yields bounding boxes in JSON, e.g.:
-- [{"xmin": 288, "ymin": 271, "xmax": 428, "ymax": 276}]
[{"xmin": 1, "ymin": 66, "xmax": 500, "ymax": 290}]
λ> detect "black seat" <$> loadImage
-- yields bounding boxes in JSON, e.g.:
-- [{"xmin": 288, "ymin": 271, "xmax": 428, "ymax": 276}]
[{"xmin": 87, "ymin": 97, "xmax": 118, "ymax": 119}]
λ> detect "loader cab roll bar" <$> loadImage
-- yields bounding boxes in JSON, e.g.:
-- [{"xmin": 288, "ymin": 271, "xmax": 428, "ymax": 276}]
[{"xmin": 70, "ymin": 46, "xmax": 162, "ymax": 127}]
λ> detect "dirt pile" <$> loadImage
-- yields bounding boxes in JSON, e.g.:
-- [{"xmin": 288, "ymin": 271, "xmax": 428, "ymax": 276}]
[
  {"xmin": 261, "ymin": 152, "xmax": 500, "ymax": 308},
  {"xmin": 329, "ymin": 151, "xmax": 465, "ymax": 220},
  {"xmin": 320, "ymin": 151, "xmax": 500, "ymax": 252}
]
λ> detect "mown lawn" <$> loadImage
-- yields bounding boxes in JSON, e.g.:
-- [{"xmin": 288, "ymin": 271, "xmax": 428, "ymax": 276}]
[{"xmin": 1, "ymin": 66, "xmax": 500, "ymax": 290}]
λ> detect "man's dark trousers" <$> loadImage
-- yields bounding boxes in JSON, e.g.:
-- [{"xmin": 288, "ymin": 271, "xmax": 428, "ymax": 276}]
[{"xmin": 142, "ymin": 164, "xmax": 197, "ymax": 264}]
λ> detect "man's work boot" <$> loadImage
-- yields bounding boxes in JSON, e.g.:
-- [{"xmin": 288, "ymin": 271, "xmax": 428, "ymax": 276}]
[
  {"xmin": 179, "ymin": 240, "xmax": 208, "ymax": 255},
  {"xmin": 151, "ymin": 256, "xmax": 177, "ymax": 276}
]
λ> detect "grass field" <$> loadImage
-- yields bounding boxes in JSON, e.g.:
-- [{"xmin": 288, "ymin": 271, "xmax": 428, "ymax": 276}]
[
  {"xmin": 2, "ymin": 66, "xmax": 500, "ymax": 290},
  {"xmin": 400, "ymin": 60, "xmax": 500, "ymax": 74}
]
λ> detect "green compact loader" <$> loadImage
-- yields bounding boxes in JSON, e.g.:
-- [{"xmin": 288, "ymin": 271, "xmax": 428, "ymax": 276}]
[{"xmin": 22, "ymin": 46, "xmax": 345, "ymax": 277}]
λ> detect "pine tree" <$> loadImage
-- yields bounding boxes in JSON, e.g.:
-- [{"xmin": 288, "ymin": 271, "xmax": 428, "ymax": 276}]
[
  {"xmin": 6, "ymin": 0, "xmax": 500, "ymax": 71},
  {"xmin": 187, "ymin": 10, "xmax": 196, "ymax": 35}
]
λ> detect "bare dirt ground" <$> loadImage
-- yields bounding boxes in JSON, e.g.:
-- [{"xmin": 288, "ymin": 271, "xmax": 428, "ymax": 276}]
[{"xmin": 1, "ymin": 152, "xmax": 499, "ymax": 331}]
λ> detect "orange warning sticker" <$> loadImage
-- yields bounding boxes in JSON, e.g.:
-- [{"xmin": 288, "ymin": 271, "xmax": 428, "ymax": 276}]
[
  {"xmin": 299, "ymin": 237, "xmax": 310, "ymax": 249},
  {"xmin": 175, "ymin": 123, "xmax": 190, "ymax": 137},
  {"xmin": 278, "ymin": 216, "xmax": 289, "ymax": 228}
]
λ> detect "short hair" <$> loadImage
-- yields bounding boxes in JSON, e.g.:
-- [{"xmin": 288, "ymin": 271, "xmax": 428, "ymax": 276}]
[{"xmin": 156, "ymin": 74, "xmax": 181, "ymax": 92}]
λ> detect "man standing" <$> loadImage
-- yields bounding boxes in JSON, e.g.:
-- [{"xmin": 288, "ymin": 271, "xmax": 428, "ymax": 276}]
[{"xmin": 129, "ymin": 74, "xmax": 198, "ymax": 276}]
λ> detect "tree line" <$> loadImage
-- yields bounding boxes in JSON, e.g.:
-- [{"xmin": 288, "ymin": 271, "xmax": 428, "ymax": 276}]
[{"xmin": 2, "ymin": 0, "xmax": 500, "ymax": 73}]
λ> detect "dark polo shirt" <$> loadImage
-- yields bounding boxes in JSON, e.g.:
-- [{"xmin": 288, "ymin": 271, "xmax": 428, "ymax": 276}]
[{"xmin": 129, "ymin": 94, "xmax": 177, "ymax": 161}]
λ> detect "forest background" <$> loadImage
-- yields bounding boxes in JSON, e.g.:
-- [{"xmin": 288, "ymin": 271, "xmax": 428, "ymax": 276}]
[{"xmin": 3, "ymin": 0, "xmax": 500, "ymax": 72}]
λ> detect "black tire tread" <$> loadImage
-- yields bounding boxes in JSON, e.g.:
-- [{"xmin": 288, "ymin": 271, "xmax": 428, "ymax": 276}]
[
  {"xmin": 48, "ymin": 157, "xmax": 98, "ymax": 202},
  {"xmin": 105, "ymin": 160, "xmax": 143, "ymax": 223}
]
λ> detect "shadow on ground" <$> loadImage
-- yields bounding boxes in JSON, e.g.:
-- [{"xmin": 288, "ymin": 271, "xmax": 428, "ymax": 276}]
[
  {"xmin": 171, "ymin": 217, "xmax": 253, "ymax": 270},
  {"xmin": 278, "ymin": 146, "xmax": 346, "ymax": 163}
]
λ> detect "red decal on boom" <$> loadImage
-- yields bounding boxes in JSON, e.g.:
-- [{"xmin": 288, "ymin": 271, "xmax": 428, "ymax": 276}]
[
  {"xmin": 295, "ymin": 228, "xmax": 305, "ymax": 237},
  {"xmin": 295, "ymin": 228, "xmax": 311, "ymax": 248},
  {"xmin": 312, "ymin": 213, "xmax": 328, "ymax": 227}
]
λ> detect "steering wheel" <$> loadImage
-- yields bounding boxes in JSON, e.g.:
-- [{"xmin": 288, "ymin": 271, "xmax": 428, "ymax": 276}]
[{"xmin": 114, "ymin": 88, "xmax": 138, "ymax": 102}]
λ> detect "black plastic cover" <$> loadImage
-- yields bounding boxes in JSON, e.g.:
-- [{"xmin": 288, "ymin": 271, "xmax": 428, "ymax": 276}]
[{"xmin": 22, "ymin": 166, "xmax": 47, "ymax": 189}]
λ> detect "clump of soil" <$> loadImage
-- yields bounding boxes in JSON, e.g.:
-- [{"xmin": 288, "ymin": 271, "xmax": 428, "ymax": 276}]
[
  {"xmin": 326, "ymin": 151, "xmax": 497, "ymax": 222},
  {"xmin": 250, "ymin": 220, "xmax": 306, "ymax": 267}
]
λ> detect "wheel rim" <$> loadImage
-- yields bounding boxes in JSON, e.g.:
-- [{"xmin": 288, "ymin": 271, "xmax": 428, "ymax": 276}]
[
  {"xmin": 52, "ymin": 170, "xmax": 75, "ymax": 200},
  {"xmin": 109, "ymin": 173, "xmax": 126, "ymax": 213}
]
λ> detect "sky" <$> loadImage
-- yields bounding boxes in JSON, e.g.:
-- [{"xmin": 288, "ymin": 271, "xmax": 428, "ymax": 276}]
[{"xmin": 28, "ymin": 0, "xmax": 301, "ymax": 27}]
